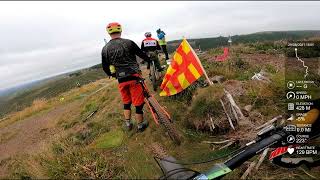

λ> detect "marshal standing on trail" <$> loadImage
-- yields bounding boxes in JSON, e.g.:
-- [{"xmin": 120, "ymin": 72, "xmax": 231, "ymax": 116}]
[
  {"xmin": 101, "ymin": 22, "xmax": 150, "ymax": 132},
  {"xmin": 156, "ymin": 28, "xmax": 170, "ymax": 64}
]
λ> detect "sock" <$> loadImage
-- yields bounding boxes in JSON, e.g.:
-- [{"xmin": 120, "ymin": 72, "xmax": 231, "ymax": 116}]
[
  {"xmin": 137, "ymin": 122, "xmax": 143, "ymax": 128},
  {"xmin": 138, "ymin": 121, "xmax": 148, "ymax": 129},
  {"xmin": 125, "ymin": 119, "xmax": 131, "ymax": 125}
]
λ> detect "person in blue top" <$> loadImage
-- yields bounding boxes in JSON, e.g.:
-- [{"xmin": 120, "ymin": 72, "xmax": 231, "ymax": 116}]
[{"xmin": 156, "ymin": 28, "xmax": 170, "ymax": 64}]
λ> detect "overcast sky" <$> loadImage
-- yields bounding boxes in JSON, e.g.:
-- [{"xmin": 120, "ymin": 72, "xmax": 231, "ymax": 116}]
[{"xmin": 0, "ymin": 1, "xmax": 319, "ymax": 91}]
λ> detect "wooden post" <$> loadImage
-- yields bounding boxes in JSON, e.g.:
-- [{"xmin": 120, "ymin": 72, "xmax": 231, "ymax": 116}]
[
  {"xmin": 209, "ymin": 115, "xmax": 215, "ymax": 131},
  {"xmin": 255, "ymin": 115, "xmax": 282, "ymax": 130},
  {"xmin": 202, "ymin": 139, "xmax": 233, "ymax": 144},
  {"xmin": 255, "ymin": 148, "xmax": 269, "ymax": 170},
  {"xmin": 185, "ymin": 38, "xmax": 213, "ymax": 85},
  {"xmin": 224, "ymin": 89, "xmax": 245, "ymax": 120},
  {"xmin": 219, "ymin": 141, "xmax": 235, "ymax": 150},
  {"xmin": 241, "ymin": 160, "xmax": 257, "ymax": 179},
  {"xmin": 220, "ymin": 99, "xmax": 235, "ymax": 130}
]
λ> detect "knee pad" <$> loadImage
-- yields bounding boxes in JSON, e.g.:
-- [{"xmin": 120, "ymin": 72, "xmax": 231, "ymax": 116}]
[
  {"xmin": 135, "ymin": 104, "xmax": 144, "ymax": 114},
  {"xmin": 123, "ymin": 103, "xmax": 131, "ymax": 110}
]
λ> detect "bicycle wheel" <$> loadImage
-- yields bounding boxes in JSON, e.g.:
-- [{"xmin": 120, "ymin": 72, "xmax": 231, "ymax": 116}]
[
  {"xmin": 147, "ymin": 97, "xmax": 182, "ymax": 145},
  {"xmin": 151, "ymin": 61, "xmax": 157, "ymax": 91}
]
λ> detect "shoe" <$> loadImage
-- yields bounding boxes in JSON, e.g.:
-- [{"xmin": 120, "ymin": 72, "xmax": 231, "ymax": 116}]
[
  {"xmin": 137, "ymin": 121, "xmax": 149, "ymax": 132},
  {"xmin": 125, "ymin": 120, "xmax": 133, "ymax": 131}
]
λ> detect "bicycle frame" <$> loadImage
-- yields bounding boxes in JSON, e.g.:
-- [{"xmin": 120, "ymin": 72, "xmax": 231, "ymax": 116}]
[
  {"xmin": 151, "ymin": 61, "xmax": 160, "ymax": 81},
  {"xmin": 137, "ymin": 78, "xmax": 171, "ymax": 125}
]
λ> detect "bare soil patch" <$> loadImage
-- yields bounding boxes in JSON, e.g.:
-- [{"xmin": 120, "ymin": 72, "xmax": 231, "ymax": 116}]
[{"xmin": 0, "ymin": 100, "xmax": 81, "ymax": 177}]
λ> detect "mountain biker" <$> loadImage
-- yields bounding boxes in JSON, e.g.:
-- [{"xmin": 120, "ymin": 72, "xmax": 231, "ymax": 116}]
[
  {"xmin": 141, "ymin": 32, "xmax": 164, "ymax": 72},
  {"xmin": 101, "ymin": 22, "xmax": 150, "ymax": 132},
  {"xmin": 156, "ymin": 28, "xmax": 170, "ymax": 64}
]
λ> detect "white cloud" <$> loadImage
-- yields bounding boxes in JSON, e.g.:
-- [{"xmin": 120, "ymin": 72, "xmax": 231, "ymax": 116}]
[{"xmin": 0, "ymin": 1, "xmax": 319, "ymax": 90}]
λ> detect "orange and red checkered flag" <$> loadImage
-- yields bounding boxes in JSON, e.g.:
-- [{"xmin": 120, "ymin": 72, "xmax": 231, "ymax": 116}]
[{"xmin": 160, "ymin": 39, "xmax": 206, "ymax": 96}]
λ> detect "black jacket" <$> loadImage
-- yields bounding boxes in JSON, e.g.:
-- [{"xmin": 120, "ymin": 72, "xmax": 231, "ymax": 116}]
[
  {"xmin": 101, "ymin": 38, "xmax": 150, "ymax": 82},
  {"xmin": 141, "ymin": 37, "xmax": 161, "ymax": 53}
]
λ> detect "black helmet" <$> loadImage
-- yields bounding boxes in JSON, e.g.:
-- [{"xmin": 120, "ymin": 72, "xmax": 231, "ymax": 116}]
[{"xmin": 156, "ymin": 28, "xmax": 161, "ymax": 33}]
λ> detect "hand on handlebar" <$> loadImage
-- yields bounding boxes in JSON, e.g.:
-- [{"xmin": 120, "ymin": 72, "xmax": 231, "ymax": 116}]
[{"xmin": 108, "ymin": 73, "xmax": 117, "ymax": 79}]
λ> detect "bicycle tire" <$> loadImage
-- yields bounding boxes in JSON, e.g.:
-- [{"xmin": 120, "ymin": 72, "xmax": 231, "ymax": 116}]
[
  {"xmin": 147, "ymin": 97, "xmax": 182, "ymax": 145},
  {"xmin": 151, "ymin": 62, "xmax": 157, "ymax": 91}
]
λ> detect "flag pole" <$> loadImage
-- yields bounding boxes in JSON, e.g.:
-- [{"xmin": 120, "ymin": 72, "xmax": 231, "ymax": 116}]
[{"xmin": 184, "ymin": 38, "xmax": 213, "ymax": 85}]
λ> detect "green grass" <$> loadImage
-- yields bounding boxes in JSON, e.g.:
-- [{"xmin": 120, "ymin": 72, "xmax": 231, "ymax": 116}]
[
  {"xmin": 189, "ymin": 86, "xmax": 223, "ymax": 119},
  {"xmin": 82, "ymin": 101, "xmax": 98, "ymax": 114},
  {"xmin": 122, "ymin": 143, "xmax": 160, "ymax": 178},
  {"xmin": 40, "ymin": 144, "xmax": 125, "ymax": 179},
  {"xmin": 2, "ymin": 154, "xmax": 42, "ymax": 179},
  {"xmin": 94, "ymin": 129, "xmax": 124, "ymax": 149},
  {"xmin": 265, "ymin": 64, "xmax": 278, "ymax": 74}
]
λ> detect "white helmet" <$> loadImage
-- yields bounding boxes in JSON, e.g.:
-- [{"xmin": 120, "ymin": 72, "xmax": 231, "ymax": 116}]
[{"xmin": 144, "ymin": 32, "xmax": 152, "ymax": 37}]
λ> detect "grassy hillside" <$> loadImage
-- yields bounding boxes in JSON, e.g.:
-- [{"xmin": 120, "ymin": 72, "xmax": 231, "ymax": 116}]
[
  {"xmin": 1, "ymin": 41, "xmax": 319, "ymax": 179},
  {"xmin": 167, "ymin": 30, "xmax": 320, "ymax": 52}
]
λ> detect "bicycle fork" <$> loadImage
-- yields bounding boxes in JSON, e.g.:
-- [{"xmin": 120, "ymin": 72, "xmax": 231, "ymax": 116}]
[
  {"xmin": 145, "ymin": 97, "xmax": 160, "ymax": 125},
  {"xmin": 138, "ymin": 78, "xmax": 172, "ymax": 125}
]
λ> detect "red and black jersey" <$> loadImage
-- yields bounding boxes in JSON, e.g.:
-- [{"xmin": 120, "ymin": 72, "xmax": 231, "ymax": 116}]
[{"xmin": 141, "ymin": 37, "xmax": 161, "ymax": 52}]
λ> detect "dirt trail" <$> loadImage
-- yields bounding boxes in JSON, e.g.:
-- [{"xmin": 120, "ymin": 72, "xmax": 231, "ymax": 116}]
[
  {"xmin": 149, "ymin": 142, "xmax": 168, "ymax": 159},
  {"xmin": 0, "ymin": 100, "xmax": 81, "ymax": 176}
]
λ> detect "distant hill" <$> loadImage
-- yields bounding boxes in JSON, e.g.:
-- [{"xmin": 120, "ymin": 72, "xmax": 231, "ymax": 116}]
[
  {"xmin": 0, "ymin": 81, "xmax": 39, "ymax": 98},
  {"xmin": 0, "ymin": 64, "xmax": 106, "ymax": 118},
  {"xmin": 167, "ymin": 30, "xmax": 320, "ymax": 52}
]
